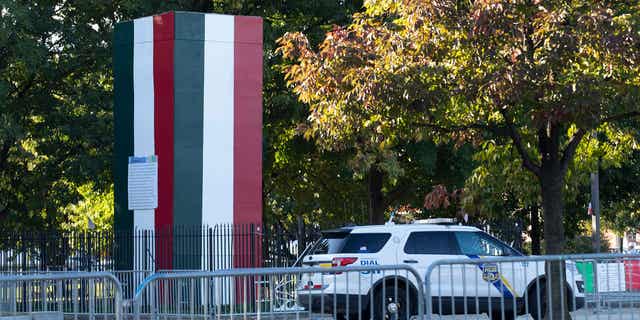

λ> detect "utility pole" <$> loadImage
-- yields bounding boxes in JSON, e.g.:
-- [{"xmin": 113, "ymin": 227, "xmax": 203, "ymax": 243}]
[
  {"xmin": 591, "ymin": 133, "xmax": 602, "ymax": 253},
  {"xmin": 591, "ymin": 171, "xmax": 601, "ymax": 253},
  {"xmin": 590, "ymin": 156, "xmax": 602, "ymax": 312}
]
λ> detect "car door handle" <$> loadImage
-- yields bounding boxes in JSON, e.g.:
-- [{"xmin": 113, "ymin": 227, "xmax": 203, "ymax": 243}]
[{"xmin": 403, "ymin": 259, "xmax": 418, "ymax": 264}]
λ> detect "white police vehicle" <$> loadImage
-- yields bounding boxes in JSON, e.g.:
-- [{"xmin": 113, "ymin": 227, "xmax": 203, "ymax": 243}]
[{"xmin": 298, "ymin": 219, "xmax": 585, "ymax": 320}]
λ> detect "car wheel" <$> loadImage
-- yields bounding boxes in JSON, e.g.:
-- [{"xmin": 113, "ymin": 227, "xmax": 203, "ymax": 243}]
[
  {"xmin": 527, "ymin": 281, "xmax": 546, "ymax": 320},
  {"xmin": 527, "ymin": 281, "xmax": 574, "ymax": 320},
  {"xmin": 490, "ymin": 310, "xmax": 516, "ymax": 320},
  {"xmin": 371, "ymin": 284, "xmax": 416, "ymax": 320}
]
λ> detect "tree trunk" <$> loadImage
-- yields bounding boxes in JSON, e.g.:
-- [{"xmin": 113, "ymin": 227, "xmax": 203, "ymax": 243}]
[
  {"xmin": 539, "ymin": 128, "xmax": 571, "ymax": 320},
  {"xmin": 368, "ymin": 166, "xmax": 385, "ymax": 224},
  {"xmin": 530, "ymin": 205, "xmax": 541, "ymax": 255}
]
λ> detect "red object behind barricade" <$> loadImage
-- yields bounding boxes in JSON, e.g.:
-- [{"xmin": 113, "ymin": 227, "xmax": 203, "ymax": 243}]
[{"xmin": 624, "ymin": 260, "xmax": 640, "ymax": 291}]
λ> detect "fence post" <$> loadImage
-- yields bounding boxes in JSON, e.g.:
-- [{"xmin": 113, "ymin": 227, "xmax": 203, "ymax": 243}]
[
  {"xmin": 72, "ymin": 279, "xmax": 78, "ymax": 320},
  {"xmin": 88, "ymin": 279, "xmax": 95, "ymax": 320},
  {"xmin": 41, "ymin": 280, "xmax": 46, "ymax": 312},
  {"xmin": 10, "ymin": 281, "xmax": 16, "ymax": 314},
  {"xmin": 56, "ymin": 280, "xmax": 62, "ymax": 314}
]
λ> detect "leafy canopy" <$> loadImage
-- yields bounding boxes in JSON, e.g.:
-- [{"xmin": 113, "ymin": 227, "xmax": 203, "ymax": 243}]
[
  {"xmin": 279, "ymin": 0, "xmax": 640, "ymax": 156},
  {"xmin": 0, "ymin": 1, "xmax": 117, "ymax": 230}
]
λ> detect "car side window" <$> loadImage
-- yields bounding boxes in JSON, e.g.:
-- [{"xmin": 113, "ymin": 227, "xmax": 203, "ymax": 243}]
[
  {"xmin": 404, "ymin": 231, "xmax": 460, "ymax": 254},
  {"xmin": 454, "ymin": 231, "xmax": 515, "ymax": 256},
  {"xmin": 339, "ymin": 233, "xmax": 391, "ymax": 253}
]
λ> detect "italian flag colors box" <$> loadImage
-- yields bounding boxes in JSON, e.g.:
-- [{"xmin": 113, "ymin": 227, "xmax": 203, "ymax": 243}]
[{"xmin": 113, "ymin": 12, "xmax": 263, "ymax": 270}]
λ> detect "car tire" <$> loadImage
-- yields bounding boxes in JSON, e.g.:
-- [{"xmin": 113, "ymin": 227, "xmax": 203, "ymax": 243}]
[
  {"xmin": 371, "ymin": 283, "xmax": 416, "ymax": 320},
  {"xmin": 490, "ymin": 310, "xmax": 516, "ymax": 320},
  {"xmin": 527, "ymin": 281, "xmax": 574, "ymax": 320},
  {"xmin": 527, "ymin": 281, "xmax": 546, "ymax": 320}
]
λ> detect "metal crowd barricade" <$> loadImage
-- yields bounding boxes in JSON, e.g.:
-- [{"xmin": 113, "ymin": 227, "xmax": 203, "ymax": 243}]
[
  {"xmin": 424, "ymin": 253, "xmax": 640, "ymax": 320},
  {"xmin": 113, "ymin": 270, "xmax": 154, "ymax": 299},
  {"xmin": 0, "ymin": 272, "xmax": 124, "ymax": 320},
  {"xmin": 130, "ymin": 265, "xmax": 425, "ymax": 320}
]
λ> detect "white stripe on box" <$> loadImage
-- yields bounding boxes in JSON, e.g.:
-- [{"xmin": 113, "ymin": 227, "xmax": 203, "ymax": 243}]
[
  {"xmin": 204, "ymin": 14, "xmax": 234, "ymax": 43},
  {"xmin": 202, "ymin": 14, "xmax": 235, "ymax": 227},
  {"xmin": 133, "ymin": 16, "xmax": 155, "ymax": 232},
  {"xmin": 202, "ymin": 14, "xmax": 235, "ymax": 274}
]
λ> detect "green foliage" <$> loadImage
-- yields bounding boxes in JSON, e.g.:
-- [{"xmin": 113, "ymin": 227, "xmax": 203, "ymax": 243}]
[
  {"xmin": 0, "ymin": 1, "xmax": 118, "ymax": 230},
  {"xmin": 238, "ymin": 0, "xmax": 370, "ymax": 226},
  {"xmin": 464, "ymin": 123, "xmax": 638, "ymax": 218},
  {"xmin": 600, "ymin": 144, "xmax": 640, "ymax": 235},
  {"xmin": 62, "ymin": 183, "xmax": 114, "ymax": 232},
  {"xmin": 565, "ymin": 234, "xmax": 612, "ymax": 254}
]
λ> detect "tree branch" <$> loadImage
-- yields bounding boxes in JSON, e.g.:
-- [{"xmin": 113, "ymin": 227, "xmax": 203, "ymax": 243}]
[
  {"xmin": 422, "ymin": 122, "xmax": 509, "ymax": 137},
  {"xmin": 0, "ymin": 206, "xmax": 7, "ymax": 220},
  {"xmin": 499, "ymin": 109, "xmax": 541, "ymax": 177},
  {"xmin": 0, "ymin": 139, "xmax": 13, "ymax": 173},
  {"xmin": 9, "ymin": 75, "xmax": 36, "ymax": 99},
  {"xmin": 601, "ymin": 111, "xmax": 640, "ymax": 124},
  {"xmin": 560, "ymin": 128, "xmax": 587, "ymax": 176}
]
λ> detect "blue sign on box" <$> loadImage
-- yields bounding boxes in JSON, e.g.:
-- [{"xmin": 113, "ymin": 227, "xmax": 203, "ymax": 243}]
[{"xmin": 128, "ymin": 155, "xmax": 157, "ymax": 164}]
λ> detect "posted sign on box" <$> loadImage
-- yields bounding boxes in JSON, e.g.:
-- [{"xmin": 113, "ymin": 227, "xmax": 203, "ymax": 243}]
[{"xmin": 127, "ymin": 155, "xmax": 158, "ymax": 210}]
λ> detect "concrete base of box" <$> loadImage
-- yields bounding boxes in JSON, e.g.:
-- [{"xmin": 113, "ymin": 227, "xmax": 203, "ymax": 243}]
[
  {"xmin": 0, "ymin": 312, "xmax": 62, "ymax": 320},
  {"xmin": 31, "ymin": 312, "xmax": 63, "ymax": 320}
]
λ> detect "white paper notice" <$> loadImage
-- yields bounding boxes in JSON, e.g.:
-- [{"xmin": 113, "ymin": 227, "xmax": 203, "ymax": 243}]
[{"xmin": 128, "ymin": 155, "xmax": 158, "ymax": 210}]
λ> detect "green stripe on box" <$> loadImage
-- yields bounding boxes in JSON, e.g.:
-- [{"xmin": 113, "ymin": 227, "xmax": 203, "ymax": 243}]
[
  {"xmin": 173, "ymin": 12, "xmax": 205, "ymax": 269},
  {"xmin": 576, "ymin": 261, "xmax": 595, "ymax": 293},
  {"xmin": 175, "ymin": 12, "xmax": 205, "ymax": 40},
  {"xmin": 113, "ymin": 20, "xmax": 134, "ymax": 270}
]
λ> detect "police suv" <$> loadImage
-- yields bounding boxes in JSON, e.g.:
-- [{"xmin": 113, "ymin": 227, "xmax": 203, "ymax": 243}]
[{"xmin": 297, "ymin": 219, "xmax": 585, "ymax": 320}]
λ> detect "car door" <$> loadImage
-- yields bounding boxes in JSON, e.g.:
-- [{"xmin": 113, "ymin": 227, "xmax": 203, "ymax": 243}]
[
  {"xmin": 401, "ymin": 231, "xmax": 466, "ymax": 307},
  {"xmin": 452, "ymin": 231, "xmax": 525, "ymax": 306}
]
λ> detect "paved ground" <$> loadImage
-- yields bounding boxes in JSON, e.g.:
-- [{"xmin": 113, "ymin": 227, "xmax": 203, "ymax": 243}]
[
  {"xmin": 278, "ymin": 308, "xmax": 640, "ymax": 320},
  {"xmin": 53, "ymin": 307, "xmax": 640, "ymax": 320},
  {"xmin": 422, "ymin": 308, "xmax": 640, "ymax": 320},
  {"xmin": 203, "ymin": 308, "xmax": 640, "ymax": 320}
]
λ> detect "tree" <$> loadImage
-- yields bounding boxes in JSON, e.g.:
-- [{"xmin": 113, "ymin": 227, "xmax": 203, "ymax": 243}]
[
  {"xmin": 278, "ymin": 1, "xmax": 640, "ymax": 318},
  {"xmin": 0, "ymin": 1, "xmax": 122, "ymax": 231}
]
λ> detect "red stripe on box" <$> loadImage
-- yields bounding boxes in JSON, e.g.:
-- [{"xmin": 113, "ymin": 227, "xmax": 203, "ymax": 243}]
[
  {"xmin": 153, "ymin": 12, "xmax": 175, "ymax": 270},
  {"xmin": 233, "ymin": 16, "xmax": 263, "ymax": 268}
]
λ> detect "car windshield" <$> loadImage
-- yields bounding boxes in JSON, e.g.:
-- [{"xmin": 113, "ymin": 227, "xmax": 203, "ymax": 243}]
[{"xmin": 454, "ymin": 231, "xmax": 520, "ymax": 256}]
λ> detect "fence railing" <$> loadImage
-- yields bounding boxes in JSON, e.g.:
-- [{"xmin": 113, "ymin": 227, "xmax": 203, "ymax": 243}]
[
  {"xmin": 0, "ymin": 272, "xmax": 124, "ymax": 320},
  {"xmin": 2, "ymin": 253, "xmax": 640, "ymax": 320},
  {"xmin": 0, "ymin": 221, "xmax": 535, "ymax": 273},
  {"xmin": 0, "ymin": 223, "xmax": 322, "ymax": 272},
  {"xmin": 424, "ymin": 253, "xmax": 640, "ymax": 320},
  {"xmin": 130, "ymin": 265, "xmax": 425, "ymax": 320}
]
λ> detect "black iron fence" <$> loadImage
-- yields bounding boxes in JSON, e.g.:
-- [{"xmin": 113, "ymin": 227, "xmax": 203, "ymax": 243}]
[
  {"xmin": 0, "ymin": 223, "xmax": 322, "ymax": 272},
  {"xmin": 0, "ymin": 220, "xmax": 525, "ymax": 272}
]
